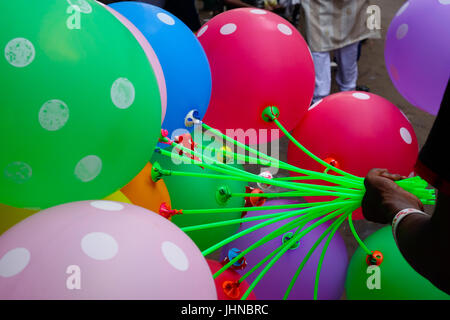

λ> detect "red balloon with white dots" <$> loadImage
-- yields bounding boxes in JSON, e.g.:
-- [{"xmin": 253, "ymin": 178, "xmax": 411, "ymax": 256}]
[
  {"xmin": 197, "ymin": 8, "xmax": 315, "ymax": 144},
  {"xmin": 287, "ymin": 91, "xmax": 419, "ymax": 220}
]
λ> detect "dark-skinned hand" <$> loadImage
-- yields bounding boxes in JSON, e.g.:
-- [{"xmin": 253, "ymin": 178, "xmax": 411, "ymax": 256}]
[{"xmin": 362, "ymin": 168, "xmax": 424, "ymax": 224}]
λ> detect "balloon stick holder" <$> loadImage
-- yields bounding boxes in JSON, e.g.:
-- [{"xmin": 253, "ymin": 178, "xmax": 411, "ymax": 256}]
[{"xmin": 154, "ymin": 111, "xmax": 435, "ymax": 300}]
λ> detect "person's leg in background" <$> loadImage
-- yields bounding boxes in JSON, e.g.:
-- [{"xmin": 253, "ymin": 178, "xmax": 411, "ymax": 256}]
[
  {"xmin": 311, "ymin": 51, "xmax": 331, "ymax": 104},
  {"xmin": 334, "ymin": 42, "xmax": 359, "ymax": 92}
]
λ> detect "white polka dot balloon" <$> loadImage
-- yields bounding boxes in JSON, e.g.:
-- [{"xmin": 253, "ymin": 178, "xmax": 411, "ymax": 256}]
[
  {"xmin": 198, "ymin": 8, "xmax": 315, "ymax": 144},
  {"xmin": 385, "ymin": 0, "xmax": 450, "ymax": 115},
  {"xmin": 288, "ymin": 91, "xmax": 419, "ymax": 220},
  {"xmin": 0, "ymin": 0, "xmax": 162, "ymax": 209},
  {"xmin": 0, "ymin": 201, "xmax": 217, "ymax": 299}
]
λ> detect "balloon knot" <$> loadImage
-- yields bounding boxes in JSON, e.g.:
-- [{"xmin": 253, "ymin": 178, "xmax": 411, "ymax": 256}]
[
  {"xmin": 217, "ymin": 146, "xmax": 233, "ymax": 164},
  {"xmin": 282, "ymin": 232, "xmax": 301, "ymax": 250},
  {"xmin": 173, "ymin": 133, "xmax": 202, "ymax": 163},
  {"xmin": 159, "ymin": 203, "xmax": 183, "ymax": 220},
  {"xmin": 216, "ymin": 185, "xmax": 232, "ymax": 205},
  {"xmin": 185, "ymin": 109, "xmax": 202, "ymax": 128},
  {"xmin": 222, "ymin": 280, "xmax": 241, "ymax": 300},
  {"xmin": 222, "ymin": 248, "xmax": 247, "ymax": 270},
  {"xmin": 159, "ymin": 129, "xmax": 173, "ymax": 145},
  {"xmin": 366, "ymin": 250, "xmax": 383, "ymax": 266},
  {"xmin": 151, "ymin": 162, "xmax": 168, "ymax": 182},
  {"xmin": 257, "ymin": 170, "xmax": 274, "ymax": 189},
  {"xmin": 323, "ymin": 157, "xmax": 340, "ymax": 171},
  {"xmin": 244, "ymin": 187, "xmax": 266, "ymax": 207},
  {"xmin": 242, "ymin": 187, "xmax": 266, "ymax": 218},
  {"xmin": 261, "ymin": 106, "xmax": 280, "ymax": 122}
]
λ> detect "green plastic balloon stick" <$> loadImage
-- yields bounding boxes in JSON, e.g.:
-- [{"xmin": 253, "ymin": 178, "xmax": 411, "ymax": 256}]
[
  {"xmin": 206, "ymin": 200, "xmax": 355, "ymax": 259},
  {"xmin": 201, "ymin": 122, "xmax": 361, "ymax": 187},
  {"xmin": 272, "ymin": 118, "xmax": 361, "ymax": 180},
  {"xmin": 348, "ymin": 213, "xmax": 373, "ymax": 255},
  {"xmin": 182, "ymin": 208, "xmax": 313, "ymax": 232},
  {"xmin": 240, "ymin": 204, "xmax": 354, "ymax": 300},
  {"xmin": 313, "ymin": 209, "xmax": 354, "ymax": 300},
  {"xmin": 158, "ymin": 147, "xmax": 362, "ymax": 198},
  {"xmin": 282, "ymin": 213, "xmax": 349, "ymax": 300}
]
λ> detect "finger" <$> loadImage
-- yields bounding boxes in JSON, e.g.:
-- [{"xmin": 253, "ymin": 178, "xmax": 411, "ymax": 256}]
[
  {"xmin": 380, "ymin": 172, "xmax": 405, "ymax": 181},
  {"xmin": 418, "ymin": 199, "xmax": 425, "ymax": 212},
  {"xmin": 364, "ymin": 168, "xmax": 388, "ymax": 188},
  {"xmin": 367, "ymin": 168, "xmax": 388, "ymax": 178}
]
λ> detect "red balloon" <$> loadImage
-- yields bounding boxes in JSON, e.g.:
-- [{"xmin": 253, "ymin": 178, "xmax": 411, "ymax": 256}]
[
  {"xmin": 287, "ymin": 92, "xmax": 419, "ymax": 220},
  {"xmin": 198, "ymin": 8, "xmax": 314, "ymax": 144},
  {"xmin": 207, "ymin": 259, "xmax": 257, "ymax": 300}
]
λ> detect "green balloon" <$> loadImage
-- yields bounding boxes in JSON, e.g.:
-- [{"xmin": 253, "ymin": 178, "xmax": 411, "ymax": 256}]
[
  {"xmin": 151, "ymin": 148, "xmax": 247, "ymax": 252},
  {"xmin": 0, "ymin": 0, "xmax": 161, "ymax": 209},
  {"xmin": 346, "ymin": 226, "xmax": 449, "ymax": 300}
]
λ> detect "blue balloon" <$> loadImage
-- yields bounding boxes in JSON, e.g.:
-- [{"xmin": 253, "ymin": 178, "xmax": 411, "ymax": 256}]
[{"xmin": 109, "ymin": 1, "xmax": 211, "ymax": 143}]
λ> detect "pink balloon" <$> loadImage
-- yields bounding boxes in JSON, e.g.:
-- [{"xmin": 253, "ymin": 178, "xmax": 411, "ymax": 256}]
[
  {"xmin": 102, "ymin": 3, "xmax": 167, "ymax": 124},
  {"xmin": 198, "ymin": 8, "xmax": 315, "ymax": 144},
  {"xmin": 0, "ymin": 201, "xmax": 216, "ymax": 300},
  {"xmin": 287, "ymin": 92, "xmax": 419, "ymax": 220}
]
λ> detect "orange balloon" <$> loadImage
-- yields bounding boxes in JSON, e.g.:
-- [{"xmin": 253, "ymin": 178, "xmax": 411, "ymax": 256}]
[{"xmin": 121, "ymin": 162, "xmax": 171, "ymax": 213}]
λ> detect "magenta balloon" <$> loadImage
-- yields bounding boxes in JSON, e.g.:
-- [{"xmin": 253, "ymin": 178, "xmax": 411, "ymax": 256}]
[
  {"xmin": 102, "ymin": 3, "xmax": 167, "ymax": 123},
  {"xmin": 222, "ymin": 199, "xmax": 348, "ymax": 300},
  {"xmin": 0, "ymin": 201, "xmax": 216, "ymax": 299},
  {"xmin": 385, "ymin": 0, "xmax": 450, "ymax": 115}
]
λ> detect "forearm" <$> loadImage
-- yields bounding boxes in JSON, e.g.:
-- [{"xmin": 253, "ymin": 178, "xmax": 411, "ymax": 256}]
[{"xmin": 396, "ymin": 193, "xmax": 450, "ymax": 294}]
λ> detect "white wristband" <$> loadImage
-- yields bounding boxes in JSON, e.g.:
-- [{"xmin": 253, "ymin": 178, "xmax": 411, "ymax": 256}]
[{"xmin": 392, "ymin": 208, "xmax": 429, "ymax": 244}]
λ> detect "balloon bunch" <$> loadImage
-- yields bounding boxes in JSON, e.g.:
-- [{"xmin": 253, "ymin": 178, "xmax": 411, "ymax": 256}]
[{"xmin": 152, "ymin": 101, "xmax": 435, "ymax": 299}]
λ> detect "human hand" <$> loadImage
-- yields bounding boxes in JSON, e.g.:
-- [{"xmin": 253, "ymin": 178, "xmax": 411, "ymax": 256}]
[{"xmin": 362, "ymin": 168, "xmax": 424, "ymax": 224}]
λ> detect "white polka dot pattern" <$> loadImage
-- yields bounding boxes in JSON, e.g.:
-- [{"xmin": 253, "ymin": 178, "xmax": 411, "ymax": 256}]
[
  {"xmin": 161, "ymin": 241, "xmax": 189, "ymax": 271},
  {"xmin": 220, "ymin": 23, "xmax": 237, "ymax": 35},
  {"xmin": 74, "ymin": 155, "xmax": 102, "ymax": 182},
  {"xmin": 81, "ymin": 232, "xmax": 119, "ymax": 261},
  {"xmin": 111, "ymin": 78, "xmax": 135, "ymax": 109},
  {"xmin": 39, "ymin": 100, "xmax": 70, "ymax": 131},
  {"xmin": 4, "ymin": 38, "xmax": 35, "ymax": 68},
  {"xmin": 90, "ymin": 201, "xmax": 124, "ymax": 211},
  {"xmin": 0, "ymin": 248, "xmax": 31, "ymax": 278}
]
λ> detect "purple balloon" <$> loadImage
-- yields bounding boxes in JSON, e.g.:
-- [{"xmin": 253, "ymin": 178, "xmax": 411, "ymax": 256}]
[
  {"xmin": 385, "ymin": 0, "xmax": 450, "ymax": 115},
  {"xmin": 222, "ymin": 199, "xmax": 348, "ymax": 300}
]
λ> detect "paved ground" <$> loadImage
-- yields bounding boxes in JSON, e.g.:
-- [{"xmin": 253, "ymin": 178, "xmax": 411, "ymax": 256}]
[{"xmin": 195, "ymin": 0, "xmax": 436, "ymax": 297}]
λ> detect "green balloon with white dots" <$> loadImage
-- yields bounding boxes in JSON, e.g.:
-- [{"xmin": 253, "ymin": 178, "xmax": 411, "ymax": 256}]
[{"xmin": 0, "ymin": 0, "xmax": 161, "ymax": 209}]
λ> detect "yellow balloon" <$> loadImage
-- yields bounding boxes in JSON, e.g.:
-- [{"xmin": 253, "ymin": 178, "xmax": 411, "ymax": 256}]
[
  {"xmin": 103, "ymin": 191, "xmax": 132, "ymax": 204},
  {"xmin": 0, "ymin": 204, "xmax": 36, "ymax": 235}
]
